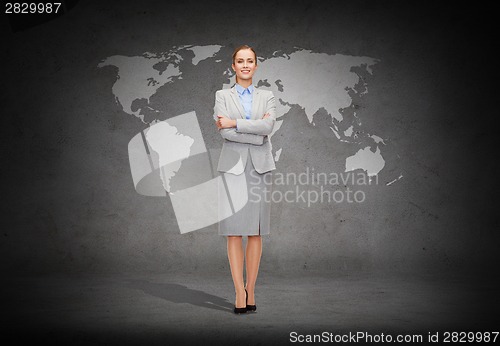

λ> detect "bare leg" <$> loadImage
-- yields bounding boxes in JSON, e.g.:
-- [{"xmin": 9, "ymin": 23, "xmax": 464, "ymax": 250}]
[
  {"xmin": 245, "ymin": 234, "xmax": 262, "ymax": 305},
  {"xmin": 227, "ymin": 235, "xmax": 246, "ymax": 308}
]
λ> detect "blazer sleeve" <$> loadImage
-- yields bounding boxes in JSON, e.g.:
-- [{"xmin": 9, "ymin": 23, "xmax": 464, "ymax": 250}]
[
  {"xmin": 235, "ymin": 91, "xmax": 276, "ymax": 136},
  {"xmin": 213, "ymin": 90, "xmax": 265, "ymax": 146}
]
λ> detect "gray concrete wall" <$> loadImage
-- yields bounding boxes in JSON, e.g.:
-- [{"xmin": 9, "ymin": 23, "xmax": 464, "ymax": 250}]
[{"xmin": 1, "ymin": 0, "xmax": 496, "ymax": 277}]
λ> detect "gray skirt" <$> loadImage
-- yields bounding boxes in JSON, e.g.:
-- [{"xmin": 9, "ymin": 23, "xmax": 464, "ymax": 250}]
[{"xmin": 218, "ymin": 155, "xmax": 273, "ymax": 236}]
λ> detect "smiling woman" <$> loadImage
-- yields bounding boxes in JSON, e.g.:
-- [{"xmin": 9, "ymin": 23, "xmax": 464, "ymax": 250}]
[{"xmin": 213, "ymin": 44, "xmax": 277, "ymax": 314}]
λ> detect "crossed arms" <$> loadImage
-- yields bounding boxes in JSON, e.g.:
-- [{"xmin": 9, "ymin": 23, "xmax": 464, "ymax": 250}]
[{"xmin": 213, "ymin": 90, "xmax": 276, "ymax": 145}]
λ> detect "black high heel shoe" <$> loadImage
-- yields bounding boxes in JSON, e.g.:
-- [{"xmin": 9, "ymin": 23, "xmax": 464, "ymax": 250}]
[
  {"xmin": 233, "ymin": 290, "xmax": 247, "ymax": 314},
  {"xmin": 245, "ymin": 288, "xmax": 257, "ymax": 312}
]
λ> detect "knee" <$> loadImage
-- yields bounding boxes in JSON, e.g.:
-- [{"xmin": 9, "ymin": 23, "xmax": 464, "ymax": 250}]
[
  {"xmin": 248, "ymin": 235, "xmax": 261, "ymax": 239},
  {"xmin": 227, "ymin": 235, "xmax": 243, "ymax": 241}
]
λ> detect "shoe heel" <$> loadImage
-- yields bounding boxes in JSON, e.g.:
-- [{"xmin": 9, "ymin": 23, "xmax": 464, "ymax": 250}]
[
  {"xmin": 245, "ymin": 288, "xmax": 257, "ymax": 312},
  {"xmin": 234, "ymin": 290, "xmax": 247, "ymax": 314}
]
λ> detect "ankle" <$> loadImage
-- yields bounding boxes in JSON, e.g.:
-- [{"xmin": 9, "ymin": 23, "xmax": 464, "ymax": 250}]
[{"xmin": 245, "ymin": 285, "xmax": 255, "ymax": 293}]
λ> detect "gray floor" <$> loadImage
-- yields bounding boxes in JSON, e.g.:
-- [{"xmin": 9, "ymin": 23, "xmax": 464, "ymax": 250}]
[{"xmin": 3, "ymin": 269, "xmax": 497, "ymax": 345}]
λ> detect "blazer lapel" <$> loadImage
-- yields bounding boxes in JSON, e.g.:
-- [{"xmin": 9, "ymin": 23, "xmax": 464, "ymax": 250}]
[
  {"xmin": 251, "ymin": 87, "xmax": 260, "ymax": 120},
  {"xmin": 230, "ymin": 86, "xmax": 245, "ymax": 119}
]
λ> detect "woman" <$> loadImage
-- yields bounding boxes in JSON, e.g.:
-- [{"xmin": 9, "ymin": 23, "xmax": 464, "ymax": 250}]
[{"xmin": 213, "ymin": 45, "xmax": 277, "ymax": 314}]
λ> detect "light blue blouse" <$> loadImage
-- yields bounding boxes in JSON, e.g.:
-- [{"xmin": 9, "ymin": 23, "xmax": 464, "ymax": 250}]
[{"xmin": 235, "ymin": 83, "xmax": 254, "ymax": 121}]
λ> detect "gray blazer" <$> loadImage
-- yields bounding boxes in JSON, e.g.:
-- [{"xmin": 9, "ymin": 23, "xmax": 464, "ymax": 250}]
[{"xmin": 213, "ymin": 85, "xmax": 277, "ymax": 175}]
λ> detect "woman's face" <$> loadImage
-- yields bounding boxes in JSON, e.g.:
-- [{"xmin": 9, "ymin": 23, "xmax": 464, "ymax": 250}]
[{"xmin": 232, "ymin": 48, "xmax": 257, "ymax": 82}]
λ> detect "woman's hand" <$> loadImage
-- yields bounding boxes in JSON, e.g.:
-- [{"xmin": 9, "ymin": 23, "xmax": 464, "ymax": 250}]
[
  {"xmin": 262, "ymin": 113, "xmax": 270, "ymax": 119},
  {"xmin": 216, "ymin": 115, "xmax": 236, "ymax": 129}
]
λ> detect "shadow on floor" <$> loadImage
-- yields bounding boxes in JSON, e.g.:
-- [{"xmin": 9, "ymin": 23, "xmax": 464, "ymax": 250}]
[{"xmin": 125, "ymin": 279, "xmax": 234, "ymax": 313}]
